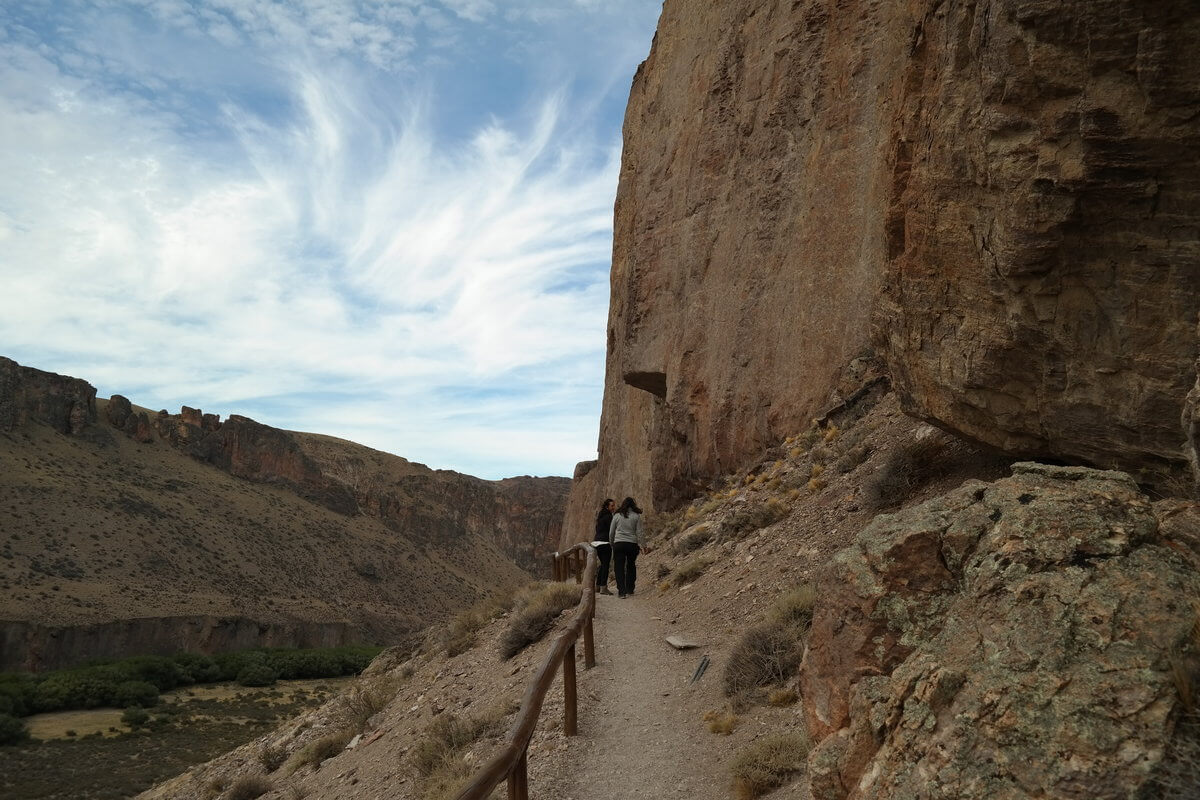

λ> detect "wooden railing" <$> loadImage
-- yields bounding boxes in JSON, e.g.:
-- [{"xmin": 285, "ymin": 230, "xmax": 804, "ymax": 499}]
[{"xmin": 453, "ymin": 542, "xmax": 598, "ymax": 800}]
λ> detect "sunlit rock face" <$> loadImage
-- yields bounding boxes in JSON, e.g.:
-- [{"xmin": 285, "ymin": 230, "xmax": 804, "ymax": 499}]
[{"xmin": 564, "ymin": 0, "xmax": 1200, "ymax": 540}]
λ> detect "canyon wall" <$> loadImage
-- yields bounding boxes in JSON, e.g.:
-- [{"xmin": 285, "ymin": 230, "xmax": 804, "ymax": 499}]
[{"xmin": 565, "ymin": 0, "xmax": 1200, "ymax": 539}]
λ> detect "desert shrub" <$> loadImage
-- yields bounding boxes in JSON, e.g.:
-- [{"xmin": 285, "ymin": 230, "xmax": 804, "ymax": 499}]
[
  {"xmin": 0, "ymin": 713, "xmax": 28, "ymax": 745},
  {"xmin": 655, "ymin": 562, "xmax": 672, "ymax": 581},
  {"xmin": 289, "ymin": 729, "xmax": 352, "ymax": 772},
  {"xmin": 672, "ymin": 555, "xmax": 713, "ymax": 586},
  {"xmin": 862, "ymin": 434, "xmax": 950, "ymax": 511},
  {"xmin": 343, "ymin": 674, "xmax": 402, "ymax": 729},
  {"xmin": 835, "ymin": 443, "xmax": 872, "ymax": 474},
  {"xmin": 723, "ymin": 499, "xmax": 789, "ymax": 540},
  {"xmin": 121, "ymin": 706, "xmax": 150, "ymax": 729},
  {"xmin": 729, "ymin": 732, "xmax": 810, "ymax": 799},
  {"xmin": 499, "ymin": 582, "xmax": 581, "ymax": 659},
  {"xmin": 442, "ymin": 598, "xmax": 505, "ymax": 656},
  {"xmin": 724, "ymin": 586, "xmax": 815, "ymax": 700},
  {"xmin": 237, "ymin": 664, "xmax": 278, "ymax": 688},
  {"xmin": 258, "ymin": 743, "xmax": 289, "ymax": 773},
  {"xmin": 672, "ymin": 523, "xmax": 714, "ymax": 555},
  {"xmin": 226, "ymin": 774, "xmax": 273, "ymax": 800},
  {"xmin": 703, "ymin": 710, "xmax": 738, "ymax": 735},
  {"xmin": 647, "ymin": 508, "xmax": 688, "ymax": 543},
  {"xmin": 411, "ymin": 700, "xmax": 515, "ymax": 798},
  {"xmin": 767, "ymin": 688, "xmax": 798, "ymax": 707}
]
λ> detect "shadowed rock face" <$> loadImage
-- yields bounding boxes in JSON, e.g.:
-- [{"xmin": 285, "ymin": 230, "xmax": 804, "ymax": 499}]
[
  {"xmin": 564, "ymin": 0, "xmax": 1200, "ymax": 539},
  {"xmin": 877, "ymin": 0, "xmax": 1200, "ymax": 484},
  {"xmin": 0, "ymin": 356, "xmax": 96, "ymax": 435},
  {"xmin": 800, "ymin": 464, "xmax": 1198, "ymax": 800}
]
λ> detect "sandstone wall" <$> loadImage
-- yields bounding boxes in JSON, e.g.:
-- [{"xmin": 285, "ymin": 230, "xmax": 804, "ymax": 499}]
[
  {"xmin": 877, "ymin": 0, "xmax": 1200, "ymax": 483},
  {"xmin": 565, "ymin": 0, "xmax": 1200, "ymax": 539}
]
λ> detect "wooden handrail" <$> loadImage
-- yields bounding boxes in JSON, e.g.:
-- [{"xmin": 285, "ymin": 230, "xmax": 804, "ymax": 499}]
[{"xmin": 452, "ymin": 542, "xmax": 598, "ymax": 800}]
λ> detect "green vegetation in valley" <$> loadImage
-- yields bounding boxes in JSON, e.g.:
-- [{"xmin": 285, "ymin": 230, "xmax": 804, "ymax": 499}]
[
  {"xmin": 0, "ymin": 678, "xmax": 345, "ymax": 800},
  {"xmin": 0, "ymin": 645, "xmax": 382, "ymax": 721}
]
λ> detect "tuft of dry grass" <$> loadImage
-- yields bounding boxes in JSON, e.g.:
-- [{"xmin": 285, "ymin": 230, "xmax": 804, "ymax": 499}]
[
  {"xmin": 729, "ymin": 732, "xmax": 810, "ymax": 799},
  {"xmin": 257, "ymin": 742, "xmax": 289, "ymax": 773},
  {"xmin": 723, "ymin": 498, "xmax": 789, "ymax": 540},
  {"xmin": 672, "ymin": 555, "xmax": 714, "ymax": 586},
  {"xmin": 672, "ymin": 523, "xmax": 714, "ymax": 555},
  {"xmin": 441, "ymin": 597, "xmax": 506, "ymax": 656},
  {"xmin": 703, "ymin": 709, "xmax": 738, "ymax": 735},
  {"xmin": 862, "ymin": 434, "xmax": 950, "ymax": 511},
  {"xmin": 499, "ymin": 581, "xmax": 581, "ymax": 659},
  {"xmin": 724, "ymin": 586, "xmax": 815, "ymax": 701},
  {"xmin": 342, "ymin": 673, "xmax": 403, "ymax": 730},
  {"xmin": 225, "ymin": 774, "xmax": 273, "ymax": 800},
  {"xmin": 410, "ymin": 700, "xmax": 517, "ymax": 800},
  {"xmin": 286, "ymin": 729, "xmax": 353, "ymax": 773},
  {"xmin": 767, "ymin": 688, "xmax": 799, "ymax": 707}
]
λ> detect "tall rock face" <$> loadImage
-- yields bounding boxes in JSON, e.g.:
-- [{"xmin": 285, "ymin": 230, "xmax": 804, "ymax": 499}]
[
  {"xmin": 0, "ymin": 356, "xmax": 96, "ymax": 435},
  {"xmin": 877, "ymin": 0, "xmax": 1200, "ymax": 483},
  {"xmin": 565, "ymin": 0, "xmax": 1200, "ymax": 539}
]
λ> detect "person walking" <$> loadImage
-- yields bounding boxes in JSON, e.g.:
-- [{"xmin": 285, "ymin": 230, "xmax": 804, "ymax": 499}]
[
  {"xmin": 608, "ymin": 497, "xmax": 649, "ymax": 598},
  {"xmin": 594, "ymin": 498, "xmax": 615, "ymax": 595}
]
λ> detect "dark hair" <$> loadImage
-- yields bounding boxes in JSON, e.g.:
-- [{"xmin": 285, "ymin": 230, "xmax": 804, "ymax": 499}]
[
  {"xmin": 596, "ymin": 498, "xmax": 614, "ymax": 521},
  {"xmin": 617, "ymin": 497, "xmax": 642, "ymax": 517}
]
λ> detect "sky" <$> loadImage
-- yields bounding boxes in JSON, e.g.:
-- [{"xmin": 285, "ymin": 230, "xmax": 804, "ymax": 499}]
[{"xmin": 0, "ymin": 0, "xmax": 662, "ymax": 480}]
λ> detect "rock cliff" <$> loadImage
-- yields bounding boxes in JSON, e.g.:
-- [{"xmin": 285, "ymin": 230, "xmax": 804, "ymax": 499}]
[
  {"xmin": 800, "ymin": 463, "xmax": 1199, "ymax": 799},
  {"xmin": 0, "ymin": 357, "xmax": 568, "ymax": 670},
  {"xmin": 565, "ymin": 0, "xmax": 1200, "ymax": 537}
]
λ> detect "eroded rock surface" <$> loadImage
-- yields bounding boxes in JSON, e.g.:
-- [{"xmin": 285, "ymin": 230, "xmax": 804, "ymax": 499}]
[
  {"xmin": 800, "ymin": 463, "xmax": 1199, "ymax": 799},
  {"xmin": 565, "ymin": 0, "xmax": 1200, "ymax": 539},
  {"xmin": 0, "ymin": 356, "xmax": 96, "ymax": 435},
  {"xmin": 877, "ymin": 0, "xmax": 1200, "ymax": 484}
]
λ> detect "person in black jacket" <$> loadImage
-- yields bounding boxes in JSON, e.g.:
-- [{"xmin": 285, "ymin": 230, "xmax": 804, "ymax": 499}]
[{"xmin": 594, "ymin": 498, "xmax": 615, "ymax": 595}]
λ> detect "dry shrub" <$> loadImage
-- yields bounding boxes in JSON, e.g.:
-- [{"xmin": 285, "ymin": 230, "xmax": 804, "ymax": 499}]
[
  {"xmin": 672, "ymin": 555, "xmax": 713, "ymax": 586},
  {"xmin": 287, "ymin": 729, "xmax": 352, "ymax": 773},
  {"xmin": 729, "ymin": 732, "xmax": 810, "ymax": 800},
  {"xmin": 767, "ymin": 688, "xmax": 798, "ymax": 707},
  {"xmin": 724, "ymin": 586, "xmax": 815, "ymax": 701},
  {"xmin": 655, "ymin": 562, "xmax": 672, "ymax": 581},
  {"xmin": 226, "ymin": 774, "xmax": 273, "ymax": 800},
  {"xmin": 442, "ymin": 598, "xmax": 504, "ymax": 656},
  {"xmin": 723, "ymin": 498, "xmax": 789, "ymax": 540},
  {"xmin": 807, "ymin": 477, "xmax": 826, "ymax": 492},
  {"xmin": 703, "ymin": 709, "xmax": 738, "ymax": 735},
  {"xmin": 343, "ymin": 673, "xmax": 402, "ymax": 730},
  {"xmin": 862, "ymin": 434, "xmax": 950, "ymax": 511},
  {"xmin": 411, "ymin": 702, "xmax": 516, "ymax": 800},
  {"xmin": 835, "ymin": 443, "xmax": 872, "ymax": 474},
  {"xmin": 257, "ymin": 742, "xmax": 289, "ymax": 773},
  {"xmin": 672, "ymin": 523, "xmax": 714, "ymax": 555},
  {"xmin": 499, "ymin": 581, "xmax": 581, "ymax": 659}
]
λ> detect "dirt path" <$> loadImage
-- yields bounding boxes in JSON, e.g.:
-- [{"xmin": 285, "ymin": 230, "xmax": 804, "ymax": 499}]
[{"xmin": 527, "ymin": 591, "xmax": 733, "ymax": 800}]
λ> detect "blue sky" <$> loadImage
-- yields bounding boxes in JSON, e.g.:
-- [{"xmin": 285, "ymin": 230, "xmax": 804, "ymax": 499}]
[{"xmin": 0, "ymin": 0, "xmax": 661, "ymax": 479}]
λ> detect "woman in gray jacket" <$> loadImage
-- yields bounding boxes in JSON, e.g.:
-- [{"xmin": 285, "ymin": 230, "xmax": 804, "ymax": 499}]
[{"xmin": 608, "ymin": 497, "xmax": 649, "ymax": 598}]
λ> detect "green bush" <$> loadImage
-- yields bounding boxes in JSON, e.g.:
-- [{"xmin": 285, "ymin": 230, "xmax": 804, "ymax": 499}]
[
  {"xmin": 121, "ymin": 707, "xmax": 150, "ymax": 729},
  {"xmin": 237, "ymin": 664, "xmax": 278, "ymax": 687},
  {"xmin": 0, "ymin": 713, "xmax": 29, "ymax": 745},
  {"xmin": 113, "ymin": 680, "xmax": 159, "ymax": 708}
]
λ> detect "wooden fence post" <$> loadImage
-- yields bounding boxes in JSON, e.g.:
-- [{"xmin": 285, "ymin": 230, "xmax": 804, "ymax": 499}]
[
  {"xmin": 507, "ymin": 748, "xmax": 528, "ymax": 800},
  {"xmin": 584, "ymin": 614, "xmax": 596, "ymax": 669},
  {"xmin": 563, "ymin": 642, "xmax": 578, "ymax": 736}
]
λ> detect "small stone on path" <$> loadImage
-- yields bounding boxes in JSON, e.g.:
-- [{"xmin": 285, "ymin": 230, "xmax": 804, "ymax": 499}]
[{"xmin": 665, "ymin": 635, "xmax": 700, "ymax": 650}]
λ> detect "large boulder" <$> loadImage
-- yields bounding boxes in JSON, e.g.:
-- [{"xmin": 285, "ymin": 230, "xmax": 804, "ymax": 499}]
[{"xmin": 800, "ymin": 463, "xmax": 1199, "ymax": 799}]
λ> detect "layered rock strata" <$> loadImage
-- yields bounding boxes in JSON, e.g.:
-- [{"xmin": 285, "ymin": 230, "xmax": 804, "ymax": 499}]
[
  {"xmin": 0, "ymin": 356, "xmax": 96, "ymax": 435},
  {"xmin": 565, "ymin": 0, "xmax": 1200, "ymax": 538},
  {"xmin": 800, "ymin": 463, "xmax": 1199, "ymax": 799}
]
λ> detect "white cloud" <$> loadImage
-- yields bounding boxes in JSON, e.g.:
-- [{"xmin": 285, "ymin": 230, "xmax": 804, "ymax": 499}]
[{"xmin": 0, "ymin": 0, "xmax": 660, "ymax": 477}]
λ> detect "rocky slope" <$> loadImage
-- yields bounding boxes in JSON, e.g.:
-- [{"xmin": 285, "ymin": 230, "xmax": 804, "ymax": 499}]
[
  {"xmin": 0, "ymin": 356, "xmax": 568, "ymax": 671},
  {"xmin": 567, "ymin": 0, "xmax": 1200, "ymax": 531}
]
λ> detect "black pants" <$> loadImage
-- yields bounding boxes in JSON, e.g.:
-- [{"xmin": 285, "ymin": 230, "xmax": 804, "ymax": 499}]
[
  {"xmin": 612, "ymin": 542, "xmax": 640, "ymax": 596},
  {"xmin": 596, "ymin": 544, "xmax": 612, "ymax": 587}
]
